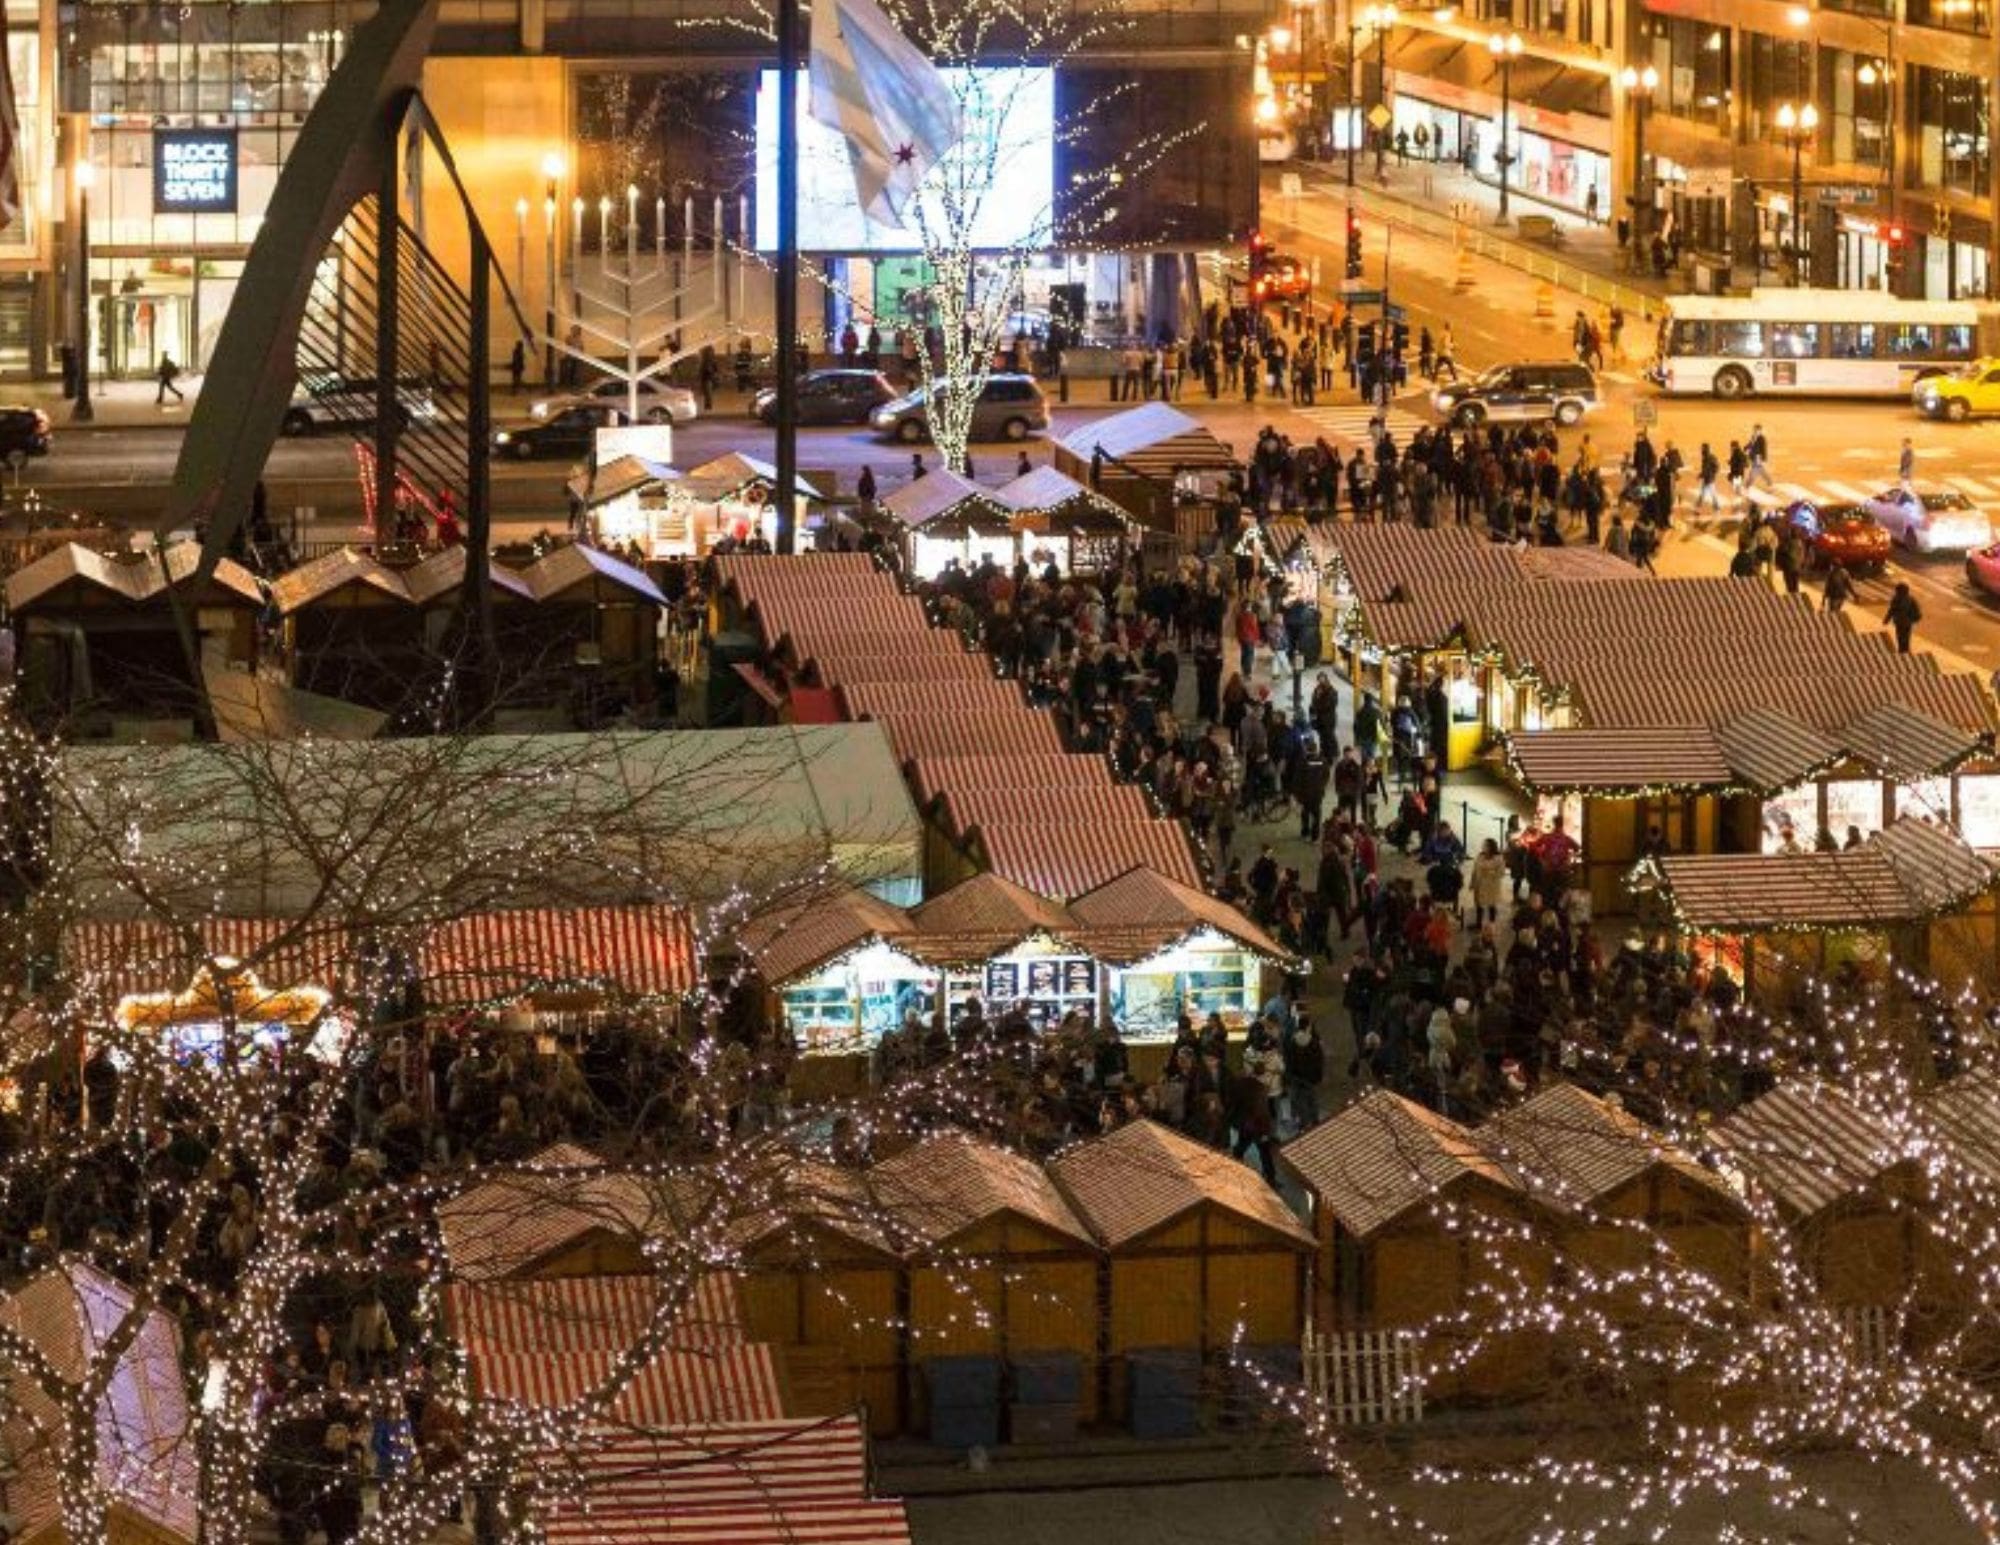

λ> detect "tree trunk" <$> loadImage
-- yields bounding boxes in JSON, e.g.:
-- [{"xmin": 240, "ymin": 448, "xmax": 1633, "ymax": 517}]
[{"xmin": 58, "ymin": 1430, "xmax": 109, "ymax": 1545}]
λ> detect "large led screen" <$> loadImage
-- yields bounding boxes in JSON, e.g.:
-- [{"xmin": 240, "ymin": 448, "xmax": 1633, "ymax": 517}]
[{"xmin": 754, "ymin": 66, "xmax": 1054, "ymax": 253}]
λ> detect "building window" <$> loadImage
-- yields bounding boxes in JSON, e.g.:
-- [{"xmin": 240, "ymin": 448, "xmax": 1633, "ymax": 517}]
[
  {"xmin": 1909, "ymin": 0, "xmax": 1990, "ymax": 33},
  {"xmin": 1644, "ymin": 17, "xmax": 1730, "ymax": 129},
  {"xmin": 1915, "ymin": 66, "xmax": 1990, "ymax": 196},
  {"xmin": 1820, "ymin": 49, "xmax": 1889, "ymax": 167},
  {"xmin": 1743, "ymin": 32, "xmax": 1813, "ymax": 143}
]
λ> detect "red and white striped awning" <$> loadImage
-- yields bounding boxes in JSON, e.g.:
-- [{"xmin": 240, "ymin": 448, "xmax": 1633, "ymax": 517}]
[
  {"xmin": 540, "ymin": 1416, "xmax": 871, "ymax": 1537},
  {"xmin": 469, "ymin": 1342, "xmax": 784, "ymax": 1427},
  {"xmin": 423, "ymin": 906, "xmax": 697, "ymax": 1003},
  {"xmin": 61, "ymin": 917, "xmax": 347, "ymax": 1006},
  {"xmin": 448, "ymin": 1274, "xmax": 745, "ymax": 1354}
]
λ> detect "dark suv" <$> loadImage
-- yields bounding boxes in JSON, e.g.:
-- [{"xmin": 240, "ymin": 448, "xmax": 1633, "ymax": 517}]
[
  {"xmin": 752, "ymin": 368, "xmax": 896, "ymax": 427},
  {"xmin": 281, "ymin": 374, "xmax": 438, "ymax": 436},
  {"xmin": 869, "ymin": 374, "xmax": 1051, "ymax": 443},
  {"xmin": 1431, "ymin": 361, "xmax": 1600, "ymax": 428}
]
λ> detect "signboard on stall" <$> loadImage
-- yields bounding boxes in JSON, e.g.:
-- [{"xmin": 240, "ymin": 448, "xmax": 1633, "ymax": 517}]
[
  {"xmin": 595, "ymin": 423, "xmax": 673, "ymax": 464},
  {"xmin": 154, "ymin": 131, "xmax": 239, "ymax": 214}
]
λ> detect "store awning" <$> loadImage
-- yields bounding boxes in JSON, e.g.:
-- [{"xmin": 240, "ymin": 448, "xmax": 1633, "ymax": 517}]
[
  {"xmin": 423, "ymin": 905, "xmax": 698, "ymax": 1003},
  {"xmin": 61, "ymin": 917, "xmax": 349, "ymax": 1006}
]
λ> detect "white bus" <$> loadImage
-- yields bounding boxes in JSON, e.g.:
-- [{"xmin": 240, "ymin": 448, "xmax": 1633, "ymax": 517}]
[{"xmin": 1649, "ymin": 288, "xmax": 2000, "ymax": 400}]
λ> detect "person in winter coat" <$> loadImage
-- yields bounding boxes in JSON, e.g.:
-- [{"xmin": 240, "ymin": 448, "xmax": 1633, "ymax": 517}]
[
  {"xmin": 1469, "ymin": 837, "xmax": 1507, "ymax": 925},
  {"xmin": 1283, "ymin": 1015, "xmax": 1327, "ymax": 1131},
  {"xmin": 1292, "ymin": 741, "xmax": 1330, "ymax": 840},
  {"xmin": 1885, "ymin": 582, "xmax": 1922, "ymax": 653},
  {"xmin": 1226, "ymin": 1064, "xmax": 1279, "ymax": 1181}
]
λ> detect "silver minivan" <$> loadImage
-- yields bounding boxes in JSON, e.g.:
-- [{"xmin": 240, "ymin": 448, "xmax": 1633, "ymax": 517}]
[{"xmin": 870, "ymin": 373, "xmax": 1051, "ymax": 443}]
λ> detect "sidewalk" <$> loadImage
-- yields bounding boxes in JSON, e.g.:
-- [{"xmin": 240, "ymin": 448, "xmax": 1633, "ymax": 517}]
[{"xmin": 28, "ymin": 375, "xmax": 205, "ymax": 429}]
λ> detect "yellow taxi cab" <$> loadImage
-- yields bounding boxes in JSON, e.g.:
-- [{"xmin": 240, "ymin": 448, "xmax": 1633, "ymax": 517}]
[{"xmin": 1914, "ymin": 359, "xmax": 2000, "ymax": 421}]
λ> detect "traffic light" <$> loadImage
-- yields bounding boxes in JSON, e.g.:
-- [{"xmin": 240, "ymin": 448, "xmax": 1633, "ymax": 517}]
[
  {"xmin": 1249, "ymin": 230, "xmax": 1267, "ymax": 278},
  {"xmin": 1391, "ymin": 319, "xmax": 1410, "ymax": 356},
  {"xmin": 1883, "ymin": 223, "xmax": 1907, "ymax": 292},
  {"xmin": 1345, "ymin": 212, "xmax": 1364, "ymax": 280},
  {"xmin": 1357, "ymin": 321, "xmax": 1377, "ymax": 361}
]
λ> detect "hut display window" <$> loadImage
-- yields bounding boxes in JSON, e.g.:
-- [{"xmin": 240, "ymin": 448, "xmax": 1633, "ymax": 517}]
[
  {"xmin": 1535, "ymin": 792, "xmax": 1584, "ymax": 835},
  {"xmin": 1895, "ymin": 776, "xmax": 1954, "ymax": 827},
  {"xmin": 1111, "ymin": 940, "xmax": 1256, "ymax": 1038},
  {"xmin": 983, "ymin": 953, "xmax": 1097, "ymax": 1027},
  {"xmin": 1960, "ymin": 774, "xmax": 2000, "ymax": 849},
  {"xmin": 1825, "ymin": 777, "xmax": 1888, "ymax": 845},
  {"xmin": 1761, "ymin": 784, "xmax": 1820, "ymax": 850},
  {"xmin": 782, "ymin": 979, "xmax": 857, "ymax": 1051}
]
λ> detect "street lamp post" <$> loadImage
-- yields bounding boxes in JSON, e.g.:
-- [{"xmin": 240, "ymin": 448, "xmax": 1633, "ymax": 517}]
[
  {"xmin": 1489, "ymin": 32, "xmax": 1522, "ymax": 222},
  {"xmin": 1346, "ymin": 13, "xmax": 1360, "ymax": 195},
  {"xmin": 1775, "ymin": 100, "xmax": 1819, "ymax": 287},
  {"xmin": 540, "ymin": 150, "xmax": 563, "ymax": 387},
  {"xmin": 1620, "ymin": 64, "xmax": 1658, "ymax": 262},
  {"xmin": 72, "ymin": 155, "xmax": 94, "ymax": 424},
  {"xmin": 1364, "ymin": 3, "xmax": 1398, "ymax": 180}
]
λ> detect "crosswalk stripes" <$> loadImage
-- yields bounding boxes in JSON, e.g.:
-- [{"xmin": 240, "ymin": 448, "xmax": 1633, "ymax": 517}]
[{"xmin": 1289, "ymin": 402, "xmax": 1432, "ymax": 447}]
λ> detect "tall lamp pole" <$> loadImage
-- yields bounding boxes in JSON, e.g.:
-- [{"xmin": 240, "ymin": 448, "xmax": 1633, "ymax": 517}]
[
  {"xmin": 540, "ymin": 151, "xmax": 563, "ymax": 388},
  {"xmin": 1489, "ymin": 31, "xmax": 1522, "ymax": 223},
  {"xmin": 1346, "ymin": 12, "xmax": 1360, "ymax": 194},
  {"xmin": 72, "ymin": 155, "xmax": 94, "ymax": 424},
  {"xmin": 1776, "ymin": 100, "xmax": 1819, "ymax": 286},
  {"xmin": 1366, "ymin": 3, "xmax": 1397, "ymax": 180},
  {"xmin": 1620, "ymin": 64, "xmax": 1657, "ymax": 259}
]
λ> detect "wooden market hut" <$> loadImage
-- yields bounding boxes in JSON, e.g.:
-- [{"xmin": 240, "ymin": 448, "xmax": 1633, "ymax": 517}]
[
  {"xmin": 1508, "ymin": 703, "xmax": 1994, "ymax": 919},
  {"xmin": 1281, "ymin": 1090, "xmax": 1553, "ymax": 1399},
  {"xmin": 437, "ymin": 1140, "xmax": 665, "ymax": 1281},
  {"xmin": 0, "ymin": 1262, "xmax": 198, "ymax": 1545},
  {"xmin": 274, "ymin": 546, "xmax": 427, "ymax": 710},
  {"xmin": 516, "ymin": 543, "xmax": 667, "ymax": 713},
  {"xmin": 868, "ymin": 1131, "xmax": 1100, "ymax": 1424},
  {"xmin": 1479, "ymin": 1083, "xmax": 1752, "ymax": 1299},
  {"xmin": 5, "ymin": 540, "xmax": 263, "ymax": 727},
  {"xmin": 876, "ymin": 469, "xmax": 1013, "ymax": 577},
  {"xmin": 1050, "ymin": 403, "xmax": 1237, "ymax": 530},
  {"xmin": 1647, "ymin": 817, "xmax": 2000, "ymax": 1002},
  {"xmin": 1049, "ymin": 1119, "xmax": 1312, "ymax": 1418},
  {"xmin": 1712, "ymin": 1080, "xmax": 1928, "ymax": 1311},
  {"xmin": 986, "ymin": 465, "xmax": 1144, "ymax": 576},
  {"xmin": 732, "ymin": 1160, "xmax": 906, "ymax": 1434}
]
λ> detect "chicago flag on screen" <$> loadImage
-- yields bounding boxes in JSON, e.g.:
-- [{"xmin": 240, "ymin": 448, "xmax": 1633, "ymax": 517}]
[{"xmin": 807, "ymin": 0, "xmax": 962, "ymax": 230}]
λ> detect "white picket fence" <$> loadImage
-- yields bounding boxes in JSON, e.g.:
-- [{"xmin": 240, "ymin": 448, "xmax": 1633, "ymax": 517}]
[{"xmin": 1301, "ymin": 1324, "xmax": 1426, "ymax": 1427}]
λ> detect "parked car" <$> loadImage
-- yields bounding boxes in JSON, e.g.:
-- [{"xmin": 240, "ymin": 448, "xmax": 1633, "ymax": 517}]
[
  {"xmin": 870, "ymin": 374, "xmax": 1050, "ymax": 443},
  {"xmin": 490, "ymin": 402, "xmax": 623, "ymax": 459},
  {"xmin": 281, "ymin": 374, "xmax": 436, "ymax": 436},
  {"xmin": 1966, "ymin": 540, "xmax": 2000, "ymax": 599},
  {"xmin": 752, "ymin": 369, "xmax": 897, "ymax": 427},
  {"xmin": 530, "ymin": 377, "xmax": 698, "ymax": 425},
  {"xmin": 1860, "ymin": 482, "xmax": 1993, "ymax": 553},
  {"xmin": 1431, "ymin": 362, "xmax": 1600, "ymax": 428},
  {"xmin": 0, "ymin": 406, "xmax": 51, "ymax": 458},
  {"xmin": 1779, "ymin": 498, "xmax": 1893, "ymax": 572},
  {"xmin": 1913, "ymin": 359, "xmax": 2000, "ymax": 421}
]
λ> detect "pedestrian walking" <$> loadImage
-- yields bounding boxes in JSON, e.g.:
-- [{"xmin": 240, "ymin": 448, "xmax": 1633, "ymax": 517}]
[
  {"xmin": 1822, "ymin": 562, "xmax": 1855, "ymax": 615},
  {"xmin": 1884, "ymin": 581, "xmax": 1922, "ymax": 653},
  {"xmin": 508, "ymin": 339, "xmax": 525, "ymax": 394},
  {"xmin": 1693, "ymin": 442, "xmax": 1722, "ymax": 517},
  {"xmin": 155, "ymin": 353, "xmax": 184, "ymax": 405},
  {"xmin": 1745, "ymin": 423, "xmax": 1774, "ymax": 490},
  {"xmin": 1899, "ymin": 436, "xmax": 1917, "ymax": 489}
]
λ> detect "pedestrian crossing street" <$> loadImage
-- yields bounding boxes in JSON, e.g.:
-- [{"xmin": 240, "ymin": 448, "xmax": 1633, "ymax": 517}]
[
  {"xmin": 1288, "ymin": 402, "xmax": 1432, "ymax": 447},
  {"xmin": 1683, "ymin": 472, "xmax": 2000, "ymax": 512}
]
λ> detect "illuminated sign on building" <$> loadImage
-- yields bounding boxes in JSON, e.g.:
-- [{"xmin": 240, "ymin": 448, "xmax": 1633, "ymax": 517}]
[{"xmin": 154, "ymin": 131, "xmax": 238, "ymax": 214}]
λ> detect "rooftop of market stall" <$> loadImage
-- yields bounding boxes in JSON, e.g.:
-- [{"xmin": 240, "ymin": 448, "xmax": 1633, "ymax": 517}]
[{"xmin": 1049, "ymin": 404, "xmax": 1238, "ymax": 528}]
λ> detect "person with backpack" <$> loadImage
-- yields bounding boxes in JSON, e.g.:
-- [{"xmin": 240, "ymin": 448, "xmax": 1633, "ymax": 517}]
[{"xmin": 1885, "ymin": 582, "xmax": 1922, "ymax": 653}]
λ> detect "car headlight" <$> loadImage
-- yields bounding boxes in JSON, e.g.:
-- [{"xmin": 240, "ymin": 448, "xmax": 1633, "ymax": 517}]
[
  {"xmin": 871, "ymin": 410, "xmax": 895, "ymax": 427},
  {"xmin": 494, "ymin": 431, "xmax": 512, "ymax": 444}
]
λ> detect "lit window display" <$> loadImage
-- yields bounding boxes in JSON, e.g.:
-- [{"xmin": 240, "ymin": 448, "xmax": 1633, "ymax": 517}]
[
  {"xmin": 779, "ymin": 942, "xmax": 940, "ymax": 1053},
  {"xmin": 1959, "ymin": 775, "xmax": 2000, "ymax": 849},
  {"xmin": 1896, "ymin": 776, "xmax": 1954, "ymax": 827},
  {"xmin": 1762, "ymin": 784, "xmax": 1820, "ymax": 850},
  {"xmin": 1824, "ymin": 777, "xmax": 1888, "ymax": 845},
  {"xmin": 111, "ymin": 960, "xmax": 347, "ymax": 1067},
  {"xmin": 1109, "ymin": 933, "xmax": 1258, "ymax": 1037}
]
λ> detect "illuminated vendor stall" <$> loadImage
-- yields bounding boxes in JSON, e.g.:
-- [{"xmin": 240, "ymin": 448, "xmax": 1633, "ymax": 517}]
[
  {"xmin": 569, "ymin": 452, "xmax": 810, "ymax": 559},
  {"xmin": 986, "ymin": 466, "xmax": 1142, "ymax": 577},
  {"xmin": 1066, "ymin": 867, "xmax": 1292, "ymax": 1037},
  {"xmin": 878, "ymin": 470, "xmax": 1013, "ymax": 579},
  {"xmin": 1641, "ymin": 817, "xmax": 2000, "ymax": 1003},
  {"xmin": 1049, "ymin": 404, "xmax": 1239, "ymax": 531}
]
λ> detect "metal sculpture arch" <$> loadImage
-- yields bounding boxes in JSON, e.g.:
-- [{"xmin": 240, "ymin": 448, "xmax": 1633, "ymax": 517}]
[{"xmin": 162, "ymin": 0, "xmax": 532, "ymax": 696}]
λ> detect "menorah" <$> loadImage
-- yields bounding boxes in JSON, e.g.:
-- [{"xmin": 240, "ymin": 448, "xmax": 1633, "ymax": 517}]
[{"xmin": 521, "ymin": 189, "xmax": 753, "ymax": 418}]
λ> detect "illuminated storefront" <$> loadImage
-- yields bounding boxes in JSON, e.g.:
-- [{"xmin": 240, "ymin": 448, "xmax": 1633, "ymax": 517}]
[{"xmin": 67, "ymin": 0, "xmax": 364, "ymax": 374}]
